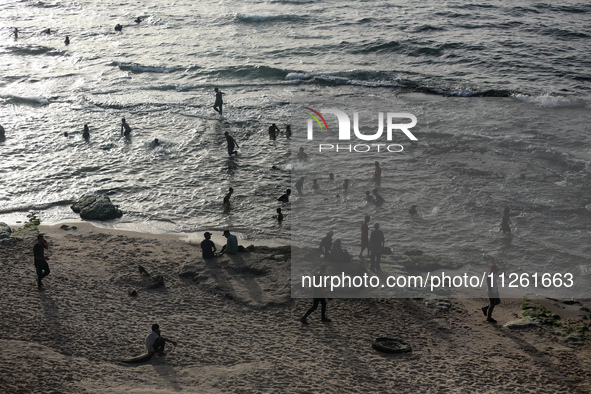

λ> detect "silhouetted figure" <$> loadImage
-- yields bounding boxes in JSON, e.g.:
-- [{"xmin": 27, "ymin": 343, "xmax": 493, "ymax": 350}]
[
  {"xmin": 295, "ymin": 177, "xmax": 305, "ymax": 196},
  {"xmin": 43, "ymin": 28, "xmax": 51, "ymax": 34},
  {"xmin": 0, "ymin": 125, "xmax": 5, "ymax": 140},
  {"xmin": 285, "ymin": 125, "xmax": 292, "ymax": 139},
  {"xmin": 213, "ymin": 87, "xmax": 224, "ymax": 117},
  {"xmin": 372, "ymin": 188, "xmax": 384, "ymax": 205},
  {"xmin": 296, "ymin": 147, "xmax": 308, "ymax": 161},
  {"xmin": 115, "ymin": 24, "xmax": 123, "ymax": 32},
  {"xmin": 82, "ymin": 124, "xmax": 90, "ymax": 141},
  {"xmin": 153, "ymin": 138, "xmax": 160, "ymax": 146},
  {"xmin": 64, "ymin": 36, "xmax": 70, "ymax": 45},
  {"xmin": 409, "ymin": 205, "xmax": 417, "ymax": 215},
  {"xmin": 369, "ymin": 223, "xmax": 385, "ymax": 271},
  {"xmin": 121, "ymin": 118, "xmax": 131, "ymax": 136},
  {"xmin": 268, "ymin": 123, "xmax": 280, "ymax": 140},
  {"xmin": 201, "ymin": 232, "xmax": 217, "ymax": 259},
  {"xmin": 224, "ymin": 131, "xmax": 239, "ymax": 155},
  {"xmin": 328, "ymin": 173, "xmax": 334, "ymax": 183},
  {"xmin": 343, "ymin": 179, "xmax": 350, "ymax": 192},
  {"xmin": 373, "ymin": 161, "xmax": 381, "ymax": 187},
  {"xmin": 330, "ymin": 239, "xmax": 351, "ymax": 263},
  {"xmin": 500, "ymin": 206, "xmax": 512, "ymax": 234},
  {"xmin": 359, "ymin": 215, "xmax": 370, "ymax": 258},
  {"xmin": 318, "ymin": 231, "xmax": 333, "ymax": 257},
  {"xmin": 312, "ymin": 179, "xmax": 319, "ymax": 191},
  {"xmin": 145, "ymin": 324, "xmax": 177, "ymax": 356},
  {"xmin": 276, "ymin": 208, "xmax": 283, "ymax": 223},
  {"xmin": 13, "ymin": 28, "xmax": 18, "ymax": 39},
  {"xmin": 300, "ymin": 265, "xmax": 331, "ymax": 324},
  {"xmin": 63, "ymin": 132, "xmax": 69, "ymax": 137},
  {"xmin": 223, "ymin": 187, "xmax": 233, "ymax": 205},
  {"xmin": 33, "ymin": 234, "xmax": 50, "ymax": 290},
  {"xmin": 482, "ymin": 264, "xmax": 501, "ymax": 323},
  {"xmin": 277, "ymin": 189, "xmax": 291, "ymax": 202},
  {"xmin": 135, "ymin": 17, "xmax": 143, "ymax": 24},
  {"xmin": 365, "ymin": 191, "xmax": 374, "ymax": 204}
]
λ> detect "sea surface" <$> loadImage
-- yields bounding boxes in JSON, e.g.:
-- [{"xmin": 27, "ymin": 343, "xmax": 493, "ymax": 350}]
[{"xmin": 1, "ymin": 0, "xmax": 590, "ymax": 296}]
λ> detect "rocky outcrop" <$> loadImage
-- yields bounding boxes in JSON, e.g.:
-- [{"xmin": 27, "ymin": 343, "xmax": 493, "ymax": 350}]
[
  {"xmin": 71, "ymin": 193, "xmax": 123, "ymax": 220},
  {"xmin": 0, "ymin": 222, "xmax": 16, "ymax": 245}
]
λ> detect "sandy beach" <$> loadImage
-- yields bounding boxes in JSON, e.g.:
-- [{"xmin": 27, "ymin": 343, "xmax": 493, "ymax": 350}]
[{"xmin": 0, "ymin": 223, "xmax": 590, "ymax": 393}]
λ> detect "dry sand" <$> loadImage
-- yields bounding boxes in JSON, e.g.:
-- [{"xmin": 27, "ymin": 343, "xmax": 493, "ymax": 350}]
[{"xmin": 1, "ymin": 222, "xmax": 591, "ymax": 393}]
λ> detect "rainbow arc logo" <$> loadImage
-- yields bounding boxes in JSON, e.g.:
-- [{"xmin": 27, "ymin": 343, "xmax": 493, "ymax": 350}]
[{"xmin": 304, "ymin": 107, "xmax": 329, "ymax": 132}]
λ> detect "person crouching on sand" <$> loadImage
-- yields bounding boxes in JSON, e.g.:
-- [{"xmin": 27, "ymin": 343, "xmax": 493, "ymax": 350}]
[{"xmin": 145, "ymin": 324, "xmax": 177, "ymax": 356}]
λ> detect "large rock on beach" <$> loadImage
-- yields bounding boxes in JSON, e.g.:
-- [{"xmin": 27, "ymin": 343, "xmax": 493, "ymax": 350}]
[
  {"xmin": 0, "ymin": 222, "xmax": 16, "ymax": 245},
  {"xmin": 71, "ymin": 193, "xmax": 123, "ymax": 220}
]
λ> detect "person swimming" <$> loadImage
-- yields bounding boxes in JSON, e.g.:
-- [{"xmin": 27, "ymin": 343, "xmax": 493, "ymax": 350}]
[
  {"xmin": 372, "ymin": 188, "xmax": 384, "ymax": 205},
  {"xmin": 115, "ymin": 24, "xmax": 123, "ymax": 32},
  {"xmin": 153, "ymin": 138, "xmax": 160, "ymax": 146},
  {"xmin": 296, "ymin": 147, "xmax": 308, "ymax": 161},
  {"xmin": 135, "ymin": 17, "xmax": 143, "ymax": 24},
  {"xmin": 64, "ymin": 36, "xmax": 70, "ymax": 45}
]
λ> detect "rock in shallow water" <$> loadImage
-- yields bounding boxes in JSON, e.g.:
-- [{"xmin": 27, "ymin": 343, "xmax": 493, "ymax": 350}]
[{"xmin": 71, "ymin": 193, "xmax": 123, "ymax": 220}]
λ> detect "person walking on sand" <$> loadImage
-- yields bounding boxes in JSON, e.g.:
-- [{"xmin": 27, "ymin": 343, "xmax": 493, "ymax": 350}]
[
  {"xmin": 359, "ymin": 215, "xmax": 370, "ymax": 258},
  {"xmin": 34, "ymin": 234, "xmax": 50, "ymax": 290},
  {"xmin": 145, "ymin": 324, "xmax": 177, "ymax": 356},
  {"xmin": 201, "ymin": 232, "xmax": 217, "ymax": 259},
  {"xmin": 300, "ymin": 265, "xmax": 331, "ymax": 324},
  {"xmin": 373, "ymin": 161, "xmax": 382, "ymax": 187},
  {"xmin": 213, "ymin": 87, "xmax": 224, "ymax": 117},
  {"xmin": 121, "ymin": 118, "xmax": 131, "ymax": 136},
  {"xmin": 482, "ymin": 264, "xmax": 501, "ymax": 323},
  {"xmin": 224, "ymin": 131, "xmax": 239, "ymax": 156},
  {"xmin": 369, "ymin": 223, "xmax": 385, "ymax": 271},
  {"xmin": 500, "ymin": 206, "xmax": 512, "ymax": 234}
]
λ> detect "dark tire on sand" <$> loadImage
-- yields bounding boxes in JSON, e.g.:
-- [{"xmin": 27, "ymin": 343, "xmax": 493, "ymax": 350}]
[{"xmin": 372, "ymin": 337, "xmax": 411, "ymax": 354}]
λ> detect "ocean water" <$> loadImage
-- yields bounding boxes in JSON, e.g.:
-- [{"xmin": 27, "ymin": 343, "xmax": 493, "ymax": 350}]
[{"xmin": 1, "ymin": 0, "xmax": 590, "ymax": 296}]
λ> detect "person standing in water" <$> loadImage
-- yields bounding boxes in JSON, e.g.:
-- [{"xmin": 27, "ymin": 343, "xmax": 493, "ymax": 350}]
[
  {"xmin": 373, "ymin": 161, "xmax": 382, "ymax": 187},
  {"xmin": 213, "ymin": 87, "xmax": 224, "ymax": 117},
  {"xmin": 268, "ymin": 124, "xmax": 280, "ymax": 140},
  {"xmin": 224, "ymin": 132, "xmax": 239, "ymax": 156},
  {"xmin": 285, "ymin": 125, "xmax": 292, "ymax": 139},
  {"xmin": 82, "ymin": 124, "xmax": 90, "ymax": 141},
  {"xmin": 64, "ymin": 36, "xmax": 70, "ymax": 45},
  {"xmin": 223, "ymin": 187, "xmax": 233, "ymax": 205},
  {"xmin": 359, "ymin": 215, "xmax": 370, "ymax": 258},
  {"xmin": 121, "ymin": 118, "xmax": 131, "ymax": 136},
  {"xmin": 500, "ymin": 206, "xmax": 512, "ymax": 233},
  {"xmin": 369, "ymin": 223, "xmax": 385, "ymax": 271}
]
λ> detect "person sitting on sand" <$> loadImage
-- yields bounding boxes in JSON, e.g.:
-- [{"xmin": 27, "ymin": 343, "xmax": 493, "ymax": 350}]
[
  {"xmin": 219, "ymin": 230, "xmax": 238, "ymax": 255},
  {"xmin": 277, "ymin": 189, "xmax": 291, "ymax": 202},
  {"xmin": 201, "ymin": 232, "xmax": 217, "ymax": 259},
  {"xmin": 145, "ymin": 324, "xmax": 177, "ymax": 356},
  {"xmin": 482, "ymin": 264, "xmax": 501, "ymax": 323},
  {"xmin": 500, "ymin": 206, "xmax": 512, "ymax": 233},
  {"xmin": 300, "ymin": 265, "xmax": 331, "ymax": 324},
  {"xmin": 318, "ymin": 231, "xmax": 333, "ymax": 257},
  {"xmin": 223, "ymin": 187, "xmax": 233, "ymax": 206},
  {"xmin": 121, "ymin": 118, "xmax": 131, "ymax": 136}
]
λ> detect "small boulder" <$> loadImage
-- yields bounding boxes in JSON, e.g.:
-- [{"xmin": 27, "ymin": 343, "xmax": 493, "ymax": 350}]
[
  {"xmin": 71, "ymin": 193, "xmax": 123, "ymax": 221},
  {"xmin": 128, "ymin": 288, "xmax": 138, "ymax": 296},
  {"xmin": 148, "ymin": 275, "xmax": 164, "ymax": 289},
  {"xmin": 0, "ymin": 222, "xmax": 16, "ymax": 245},
  {"xmin": 179, "ymin": 262, "xmax": 200, "ymax": 278}
]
